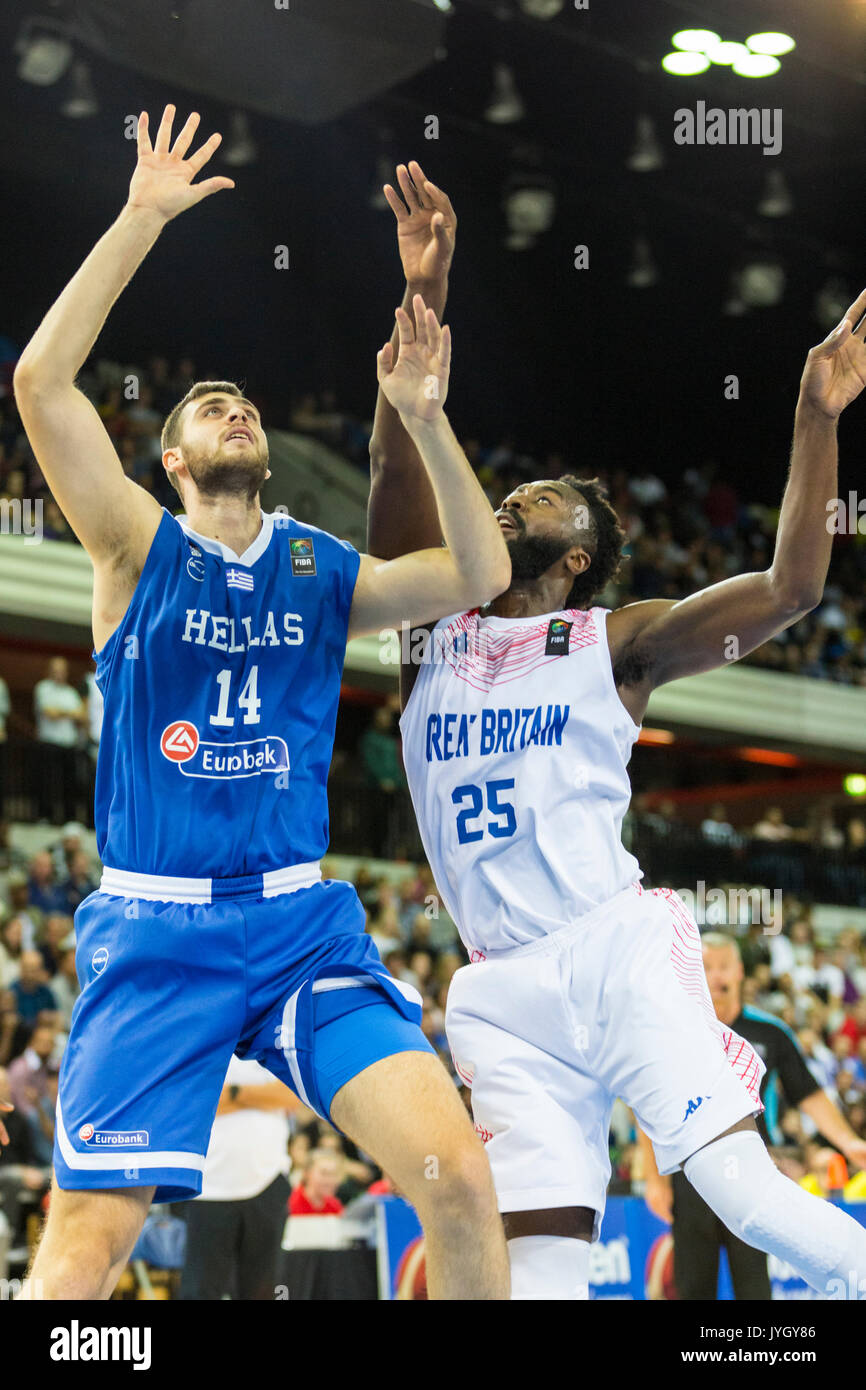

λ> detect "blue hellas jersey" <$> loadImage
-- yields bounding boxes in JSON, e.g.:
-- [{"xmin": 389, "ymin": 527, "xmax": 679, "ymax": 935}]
[{"xmin": 92, "ymin": 509, "xmax": 360, "ymax": 878}]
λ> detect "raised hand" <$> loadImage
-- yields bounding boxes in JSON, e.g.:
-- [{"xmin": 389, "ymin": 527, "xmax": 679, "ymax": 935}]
[
  {"xmin": 383, "ymin": 161, "xmax": 456, "ymax": 285},
  {"xmin": 800, "ymin": 287, "xmax": 866, "ymax": 419},
  {"xmin": 127, "ymin": 104, "xmax": 235, "ymax": 223},
  {"xmin": 377, "ymin": 293, "xmax": 451, "ymax": 422}
]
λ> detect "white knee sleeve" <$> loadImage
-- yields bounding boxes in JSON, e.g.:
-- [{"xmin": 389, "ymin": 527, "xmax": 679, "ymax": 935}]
[
  {"xmin": 508, "ymin": 1235, "xmax": 590, "ymax": 1300},
  {"xmin": 684, "ymin": 1130, "xmax": 866, "ymax": 1299}
]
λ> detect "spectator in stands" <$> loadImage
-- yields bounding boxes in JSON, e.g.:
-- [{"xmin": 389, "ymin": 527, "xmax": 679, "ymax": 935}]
[
  {"xmin": 48, "ymin": 822, "xmax": 86, "ymax": 880},
  {"xmin": 59, "ymin": 849, "xmax": 96, "ymax": 915},
  {"xmin": 4, "ymin": 874, "xmax": 39, "ymax": 948},
  {"xmin": 9, "ymin": 951, "xmax": 57, "ymax": 1027},
  {"xmin": 50, "ymin": 946, "xmax": 79, "ymax": 1032},
  {"xmin": 634, "ymin": 795, "xmax": 679, "ymax": 838},
  {"xmin": 830, "ymin": 1034, "xmax": 858, "ymax": 1082},
  {"xmin": 26, "ymin": 851, "xmax": 64, "ymax": 917},
  {"xmin": 0, "ymin": 1062, "xmax": 51, "ymax": 1257},
  {"xmin": 38, "ymin": 914, "xmax": 73, "ymax": 978},
  {"xmin": 32, "ymin": 657, "xmax": 86, "ymax": 823},
  {"xmin": 797, "ymin": 1027, "xmax": 837, "ymax": 1091},
  {"xmin": 847, "ymin": 818, "xmax": 866, "ymax": 858},
  {"xmin": 810, "ymin": 804, "xmax": 845, "ymax": 851},
  {"xmin": 396, "ymin": 875, "xmax": 423, "ymax": 937},
  {"xmin": 365, "ymin": 886, "xmax": 402, "ymax": 959},
  {"xmin": 84, "ymin": 666, "xmax": 103, "ymax": 763},
  {"xmin": 0, "ymin": 990, "xmax": 20, "ymax": 1067},
  {"xmin": 359, "ymin": 704, "xmax": 406, "ymax": 793},
  {"xmin": 6, "ymin": 1020, "xmax": 56, "ymax": 1117},
  {"xmin": 288, "ymin": 1150, "xmax": 345, "ymax": 1216},
  {"xmin": 41, "ymin": 499, "xmax": 72, "ymax": 542},
  {"xmin": 835, "ymin": 998, "xmax": 866, "ymax": 1052},
  {"xmin": 0, "ymin": 822, "xmax": 27, "ymax": 875},
  {"xmin": 752, "ymin": 806, "xmax": 794, "ymax": 841},
  {"xmin": 179, "ymin": 1056, "xmax": 297, "ymax": 1301},
  {"xmin": 700, "ymin": 802, "xmax": 738, "ymax": 844},
  {"xmin": 0, "ymin": 917, "xmax": 23, "ymax": 987},
  {"xmin": 288, "ymin": 1131, "xmax": 311, "ymax": 1187}
]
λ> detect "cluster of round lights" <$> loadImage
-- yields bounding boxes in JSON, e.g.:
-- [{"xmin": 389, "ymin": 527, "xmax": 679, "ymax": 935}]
[{"xmin": 663, "ymin": 30, "xmax": 795, "ymax": 79}]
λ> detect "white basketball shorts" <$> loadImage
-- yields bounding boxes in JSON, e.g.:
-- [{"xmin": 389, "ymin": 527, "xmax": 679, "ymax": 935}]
[{"xmin": 445, "ymin": 882, "xmax": 764, "ymax": 1236}]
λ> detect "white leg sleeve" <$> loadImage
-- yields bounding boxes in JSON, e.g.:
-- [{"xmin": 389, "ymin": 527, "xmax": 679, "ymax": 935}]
[
  {"xmin": 508, "ymin": 1235, "xmax": 590, "ymax": 1300},
  {"xmin": 684, "ymin": 1130, "xmax": 866, "ymax": 1299}
]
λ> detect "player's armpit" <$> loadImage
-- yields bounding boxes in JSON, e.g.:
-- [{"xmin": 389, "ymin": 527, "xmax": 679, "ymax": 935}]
[
  {"xmin": 399, "ymin": 622, "xmax": 436, "ymax": 711},
  {"xmin": 608, "ymin": 570, "xmax": 816, "ymax": 693},
  {"xmin": 13, "ymin": 377, "xmax": 162, "ymax": 567}
]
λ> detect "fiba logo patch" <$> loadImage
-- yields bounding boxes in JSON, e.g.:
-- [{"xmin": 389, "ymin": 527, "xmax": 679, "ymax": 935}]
[
  {"xmin": 160, "ymin": 720, "xmax": 200, "ymax": 763},
  {"xmin": 91, "ymin": 947, "xmax": 109, "ymax": 975},
  {"xmin": 545, "ymin": 618, "xmax": 572, "ymax": 655},
  {"xmin": 79, "ymin": 1124, "xmax": 94, "ymax": 1142},
  {"xmin": 290, "ymin": 536, "xmax": 316, "ymax": 577}
]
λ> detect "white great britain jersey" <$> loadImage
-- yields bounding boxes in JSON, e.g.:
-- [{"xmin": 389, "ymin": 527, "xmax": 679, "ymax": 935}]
[{"xmin": 400, "ymin": 606, "xmax": 642, "ymax": 955}]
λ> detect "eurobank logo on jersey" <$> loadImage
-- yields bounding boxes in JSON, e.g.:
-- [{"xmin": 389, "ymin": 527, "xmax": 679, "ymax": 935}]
[
  {"xmin": 78, "ymin": 1123, "xmax": 150, "ymax": 1148},
  {"xmin": 160, "ymin": 720, "xmax": 290, "ymax": 780}
]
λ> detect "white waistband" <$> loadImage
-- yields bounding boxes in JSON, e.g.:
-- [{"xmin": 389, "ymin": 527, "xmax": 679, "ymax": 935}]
[{"xmin": 98, "ymin": 861, "xmax": 322, "ymax": 904}]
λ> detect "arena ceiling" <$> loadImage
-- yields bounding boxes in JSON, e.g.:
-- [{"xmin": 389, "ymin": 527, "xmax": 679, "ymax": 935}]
[{"xmin": 0, "ymin": 0, "xmax": 864, "ymax": 493}]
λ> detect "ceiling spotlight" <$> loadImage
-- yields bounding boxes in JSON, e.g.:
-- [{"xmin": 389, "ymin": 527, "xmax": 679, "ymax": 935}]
[
  {"xmin": 60, "ymin": 61, "xmax": 98, "ymax": 118},
  {"xmin": 732, "ymin": 53, "xmax": 781, "ymax": 78},
  {"xmin": 814, "ymin": 277, "xmax": 853, "ymax": 330},
  {"xmin": 223, "ymin": 110, "xmax": 257, "ymax": 167},
  {"xmin": 626, "ymin": 114, "xmax": 664, "ymax": 172},
  {"xmin": 739, "ymin": 256, "xmax": 786, "ymax": 308},
  {"xmin": 431, "ymin": 0, "xmax": 453, "ymax": 10},
  {"xmin": 747, "ymin": 32, "xmax": 796, "ymax": 57},
  {"xmin": 662, "ymin": 51, "xmax": 710, "ymax": 75},
  {"xmin": 757, "ymin": 170, "xmax": 792, "ymax": 217},
  {"xmin": 15, "ymin": 22, "xmax": 73, "ymax": 86},
  {"xmin": 518, "ymin": 0, "xmax": 564, "ymax": 16},
  {"xmin": 626, "ymin": 236, "xmax": 659, "ymax": 289},
  {"xmin": 706, "ymin": 40, "xmax": 750, "ymax": 65},
  {"xmin": 503, "ymin": 178, "xmax": 556, "ymax": 250},
  {"xmin": 485, "ymin": 64, "xmax": 525, "ymax": 124},
  {"xmin": 672, "ymin": 29, "xmax": 720, "ymax": 53}
]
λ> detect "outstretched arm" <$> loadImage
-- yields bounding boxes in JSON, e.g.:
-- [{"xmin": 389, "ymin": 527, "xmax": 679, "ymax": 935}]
[
  {"xmin": 349, "ymin": 296, "xmax": 509, "ymax": 639},
  {"xmin": 367, "ymin": 162, "xmax": 456, "ymax": 559},
  {"xmin": 608, "ymin": 291, "xmax": 866, "ymax": 720},
  {"xmin": 13, "ymin": 105, "xmax": 234, "ymax": 581}
]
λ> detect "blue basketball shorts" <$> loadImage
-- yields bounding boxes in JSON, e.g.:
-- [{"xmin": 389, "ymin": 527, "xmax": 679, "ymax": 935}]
[{"xmin": 54, "ymin": 868, "xmax": 434, "ymax": 1201}]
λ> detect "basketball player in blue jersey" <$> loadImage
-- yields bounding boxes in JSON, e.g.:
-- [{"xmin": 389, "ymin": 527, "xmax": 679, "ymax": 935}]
[
  {"xmin": 10, "ymin": 109, "xmax": 513, "ymax": 1300},
  {"xmin": 369, "ymin": 162, "xmax": 866, "ymax": 1299}
]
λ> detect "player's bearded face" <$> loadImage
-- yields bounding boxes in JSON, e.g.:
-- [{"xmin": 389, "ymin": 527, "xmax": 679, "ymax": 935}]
[
  {"xmin": 504, "ymin": 516, "xmax": 575, "ymax": 582},
  {"xmin": 181, "ymin": 435, "xmax": 270, "ymax": 501}
]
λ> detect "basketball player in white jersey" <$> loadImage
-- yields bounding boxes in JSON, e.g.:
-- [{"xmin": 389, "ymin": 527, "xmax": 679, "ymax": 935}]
[{"xmin": 368, "ymin": 162, "xmax": 866, "ymax": 1299}]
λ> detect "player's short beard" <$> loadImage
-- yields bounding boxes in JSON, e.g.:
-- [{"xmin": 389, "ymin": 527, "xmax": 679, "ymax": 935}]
[
  {"xmin": 182, "ymin": 441, "xmax": 269, "ymax": 503},
  {"xmin": 506, "ymin": 528, "xmax": 574, "ymax": 583}
]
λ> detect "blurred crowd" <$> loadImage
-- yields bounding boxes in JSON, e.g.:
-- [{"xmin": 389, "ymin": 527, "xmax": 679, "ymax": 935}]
[
  {"xmin": 3, "ymin": 793, "xmax": 866, "ymax": 1290},
  {"xmin": 289, "ymin": 391, "xmax": 866, "ymax": 686},
  {"xmin": 3, "ymin": 365, "xmax": 866, "ymax": 685}
]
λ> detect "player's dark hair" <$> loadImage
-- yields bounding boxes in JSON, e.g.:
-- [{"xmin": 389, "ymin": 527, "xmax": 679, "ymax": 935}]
[
  {"xmin": 161, "ymin": 380, "xmax": 245, "ymax": 498},
  {"xmin": 559, "ymin": 475, "xmax": 627, "ymax": 608}
]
